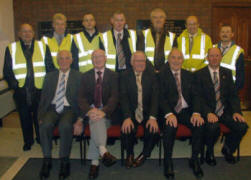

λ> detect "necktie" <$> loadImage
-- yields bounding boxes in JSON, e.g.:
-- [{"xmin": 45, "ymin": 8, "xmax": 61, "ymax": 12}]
[
  {"xmin": 213, "ymin": 72, "xmax": 224, "ymax": 116},
  {"xmin": 55, "ymin": 73, "xmax": 66, "ymax": 113},
  {"xmin": 189, "ymin": 36, "xmax": 193, "ymax": 53},
  {"xmin": 58, "ymin": 35, "xmax": 63, "ymax": 45},
  {"xmin": 94, "ymin": 71, "xmax": 102, "ymax": 108},
  {"xmin": 174, "ymin": 72, "xmax": 182, "ymax": 113},
  {"xmin": 135, "ymin": 73, "xmax": 143, "ymax": 123},
  {"xmin": 116, "ymin": 33, "xmax": 126, "ymax": 69},
  {"xmin": 221, "ymin": 46, "xmax": 228, "ymax": 56}
]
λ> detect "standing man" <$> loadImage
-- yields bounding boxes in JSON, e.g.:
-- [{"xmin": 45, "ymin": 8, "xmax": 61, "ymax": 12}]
[
  {"xmin": 160, "ymin": 48, "xmax": 204, "ymax": 179},
  {"xmin": 3, "ymin": 24, "xmax": 53, "ymax": 151},
  {"xmin": 177, "ymin": 16, "xmax": 212, "ymax": 72},
  {"xmin": 195, "ymin": 47, "xmax": 248, "ymax": 166},
  {"xmin": 41, "ymin": 13, "xmax": 78, "ymax": 69},
  {"xmin": 39, "ymin": 50, "xmax": 82, "ymax": 179},
  {"xmin": 101, "ymin": 11, "xmax": 137, "ymax": 72},
  {"xmin": 73, "ymin": 13, "xmax": 104, "ymax": 73},
  {"xmin": 141, "ymin": 8, "xmax": 177, "ymax": 72},
  {"xmin": 120, "ymin": 51, "xmax": 159, "ymax": 169},
  {"xmin": 78, "ymin": 49, "xmax": 118, "ymax": 179},
  {"xmin": 215, "ymin": 24, "xmax": 245, "ymax": 91}
]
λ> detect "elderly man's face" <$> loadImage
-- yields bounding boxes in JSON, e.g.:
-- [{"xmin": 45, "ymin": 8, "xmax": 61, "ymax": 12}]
[
  {"xmin": 82, "ymin": 14, "xmax": 96, "ymax": 31},
  {"xmin": 207, "ymin": 48, "xmax": 222, "ymax": 69},
  {"xmin": 53, "ymin": 19, "xmax": 66, "ymax": 35},
  {"xmin": 186, "ymin": 16, "xmax": 199, "ymax": 35},
  {"xmin": 19, "ymin": 24, "xmax": 34, "ymax": 44},
  {"xmin": 92, "ymin": 50, "xmax": 107, "ymax": 70},
  {"xmin": 168, "ymin": 49, "xmax": 184, "ymax": 72},
  {"xmin": 132, "ymin": 53, "xmax": 146, "ymax": 73},
  {"xmin": 57, "ymin": 50, "xmax": 73, "ymax": 72},
  {"xmin": 151, "ymin": 11, "xmax": 166, "ymax": 31}
]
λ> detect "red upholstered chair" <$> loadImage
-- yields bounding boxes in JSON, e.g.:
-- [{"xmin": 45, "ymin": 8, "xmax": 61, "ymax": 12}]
[{"xmin": 82, "ymin": 125, "xmax": 121, "ymax": 165}]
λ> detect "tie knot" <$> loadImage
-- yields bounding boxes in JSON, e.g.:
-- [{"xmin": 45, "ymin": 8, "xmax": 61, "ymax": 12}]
[
  {"xmin": 174, "ymin": 72, "xmax": 179, "ymax": 77},
  {"xmin": 62, "ymin": 73, "xmax": 66, "ymax": 78},
  {"xmin": 117, "ymin": 33, "xmax": 121, "ymax": 39},
  {"xmin": 97, "ymin": 71, "xmax": 102, "ymax": 76},
  {"xmin": 213, "ymin": 71, "xmax": 217, "ymax": 76}
]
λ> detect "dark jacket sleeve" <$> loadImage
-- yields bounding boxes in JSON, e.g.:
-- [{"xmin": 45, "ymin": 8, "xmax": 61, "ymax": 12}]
[
  {"xmin": 38, "ymin": 73, "xmax": 50, "ymax": 121},
  {"xmin": 3, "ymin": 47, "xmax": 18, "ymax": 89},
  {"xmin": 235, "ymin": 53, "xmax": 245, "ymax": 91},
  {"xmin": 70, "ymin": 40, "xmax": 80, "ymax": 71},
  {"xmin": 45, "ymin": 45, "xmax": 56, "ymax": 73},
  {"xmin": 149, "ymin": 71, "xmax": 159, "ymax": 118},
  {"xmin": 136, "ymin": 30, "xmax": 145, "ymax": 51},
  {"xmin": 102, "ymin": 72, "xmax": 119, "ymax": 116}
]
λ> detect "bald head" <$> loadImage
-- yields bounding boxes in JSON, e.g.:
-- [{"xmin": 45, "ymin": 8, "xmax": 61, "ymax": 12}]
[
  {"xmin": 150, "ymin": 8, "xmax": 166, "ymax": 32},
  {"xmin": 131, "ymin": 51, "xmax": 146, "ymax": 73},
  {"xmin": 207, "ymin": 47, "xmax": 222, "ymax": 69},
  {"xmin": 186, "ymin": 16, "xmax": 199, "ymax": 35},
  {"xmin": 57, "ymin": 50, "xmax": 73, "ymax": 72},
  {"xmin": 18, "ymin": 24, "xmax": 34, "ymax": 44},
  {"xmin": 168, "ymin": 48, "xmax": 184, "ymax": 72},
  {"xmin": 92, "ymin": 49, "xmax": 107, "ymax": 70}
]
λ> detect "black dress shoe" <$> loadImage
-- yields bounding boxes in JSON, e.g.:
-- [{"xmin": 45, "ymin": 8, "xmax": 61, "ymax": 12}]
[
  {"xmin": 133, "ymin": 153, "xmax": 146, "ymax": 168},
  {"xmin": 125, "ymin": 155, "xmax": 134, "ymax": 169},
  {"xmin": 189, "ymin": 159, "xmax": 204, "ymax": 178},
  {"xmin": 164, "ymin": 159, "xmax": 174, "ymax": 179},
  {"xmin": 102, "ymin": 152, "xmax": 117, "ymax": 167},
  {"xmin": 222, "ymin": 147, "xmax": 236, "ymax": 164},
  {"xmin": 89, "ymin": 165, "xmax": 99, "ymax": 179},
  {"xmin": 59, "ymin": 161, "xmax": 70, "ymax": 179},
  {"xmin": 23, "ymin": 141, "xmax": 34, "ymax": 151},
  {"xmin": 40, "ymin": 158, "xmax": 52, "ymax": 179},
  {"xmin": 205, "ymin": 151, "xmax": 217, "ymax": 166}
]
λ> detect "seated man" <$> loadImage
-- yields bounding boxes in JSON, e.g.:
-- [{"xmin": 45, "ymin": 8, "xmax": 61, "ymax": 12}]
[
  {"xmin": 159, "ymin": 48, "xmax": 204, "ymax": 179},
  {"xmin": 120, "ymin": 51, "xmax": 159, "ymax": 168},
  {"xmin": 78, "ymin": 49, "xmax": 118, "ymax": 179},
  {"xmin": 195, "ymin": 47, "xmax": 248, "ymax": 165},
  {"xmin": 38, "ymin": 50, "xmax": 83, "ymax": 179}
]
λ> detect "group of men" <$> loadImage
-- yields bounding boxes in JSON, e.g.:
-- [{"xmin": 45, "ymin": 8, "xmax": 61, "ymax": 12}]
[{"xmin": 3, "ymin": 7, "xmax": 248, "ymax": 180}]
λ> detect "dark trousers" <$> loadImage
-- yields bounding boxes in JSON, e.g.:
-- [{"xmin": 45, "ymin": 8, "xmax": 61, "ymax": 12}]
[
  {"xmin": 205, "ymin": 113, "xmax": 248, "ymax": 154},
  {"xmin": 163, "ymin": 109, "xmax": 204, "ymax": 160},
  {"xmin": 39, "ymin": 106, "xmax": 75, "ymax": 159},
  {"xmin": 13, "ymin": 88, "xmax": 40, "ymax": 145},
  {"xmin": 121, "ymin": 119, "xmax": 159, "ymax": 157}
]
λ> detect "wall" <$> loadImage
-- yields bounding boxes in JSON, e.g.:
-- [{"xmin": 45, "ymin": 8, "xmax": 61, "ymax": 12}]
[
  {"xmin": 11, "ymin": 0, "xmax": 251, "ymax": 39},
  {"xmin": 0, "ymin": 0, "xmax": 14, "ymax": 78}
]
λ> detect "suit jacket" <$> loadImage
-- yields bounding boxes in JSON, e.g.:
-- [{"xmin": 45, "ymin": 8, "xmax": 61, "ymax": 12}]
[
  {"xmin": 194, "ymin": 66, "xmax": 241, "ymax": 118},
  {"xmin": 38, "ymin": 69, "xmax": 82, "ymax": 121},
  {"xmin": 159, "ymin": 64, "xmax": 200, "ymax": 115},
  {"xmin": 120, "ymin": 68, "xmax": 159, "ymax": 122},
  {"xmin": 78, "ymin": 68, "xmax": 119, "ymax": 117}
]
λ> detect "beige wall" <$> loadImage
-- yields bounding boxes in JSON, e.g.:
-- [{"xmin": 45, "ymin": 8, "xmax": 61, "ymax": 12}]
[{"xmin": 0, "ymin": 0, "xmax": 14, "ymax": 79}]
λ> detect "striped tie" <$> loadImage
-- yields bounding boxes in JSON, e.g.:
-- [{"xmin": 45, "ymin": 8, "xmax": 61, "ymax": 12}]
[
  {"xmin": 135, "ymin": 73, "xmax": 143, "ymax": 123},
  {"xmin": 214, "ymin": 72, "xmax": 224, "ymax": 116},
  {"xmin": 116, "ymin": 33, "xmax": 126, "ymax": 69},
  {"xmin": 174, "ymin": 72, "xmax": 182, "ymax": 113},
  {"xmin": 55, "ymin": 73, "xmax": 66, "ymax": 113}
]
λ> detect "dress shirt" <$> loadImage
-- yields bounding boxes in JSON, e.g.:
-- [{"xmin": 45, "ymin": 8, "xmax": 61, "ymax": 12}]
[
  {"xmin": 53, "ymin": 32, "xmax": 64, "ymax": 45},
  {"xmin": 220, "ymin": 41, "xmax": 232, "ymax": 56},
  {"xmin": 208, "ymin": 66, "xmax": 220, "ymax": 84},
  {"xmin": 94, "ymin": 68, "xmax": 105, "ymax": 81},
  {"xmin": 114, "ymin": 30, "xmax": 124, "ymax": 41},
  {"xmin": 52, "ymin": 69, "xmax": 70, "ymax": 106}
]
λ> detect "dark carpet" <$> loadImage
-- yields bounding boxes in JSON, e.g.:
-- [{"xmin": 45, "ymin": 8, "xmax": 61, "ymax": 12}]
[{"xmin": 13, "ymin": 157, "xmax": 251, "ymax": 180}]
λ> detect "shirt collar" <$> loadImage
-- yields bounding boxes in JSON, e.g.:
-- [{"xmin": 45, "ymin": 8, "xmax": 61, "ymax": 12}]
[
  {"xmin": 208, "ymin": 65, "xmax": 219, "ymax": 74},
  {"xmin": 114, "ymin": 29, "xmax": 124, "ymax": 39},
  {"xmin": 94, "ymin": 68, "xmax": 105, "ymax": 74},
  {"xmin": 59, "ymin": 69, "xmax": 70, "ymax": 77}
]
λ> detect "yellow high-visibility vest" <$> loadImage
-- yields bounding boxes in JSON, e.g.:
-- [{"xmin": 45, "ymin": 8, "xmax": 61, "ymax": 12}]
[
  {"xmin": 177, "ymin": 28, "xmax": 212, "ymax": 72},
  {"xmin": 214, "ymin": 44, "xmax": 244, "ymax": 81},
  {"xmin": 41, "ymin": 34, "xmax": 73, "ymax": 68},
  {"xmin": 8, "ymin": 41, "xmax": 46, "ymax": 89},
  {"xmin": 143, "ymin": 28, "xmax": 175, "ymax": 65},
  {"xmin": 101, "ymin": 29, "xmax": 137, "ymax": 71},
  {"xmin": 73, "ymin": 32, "xmax": 100, "ymax": 72}
]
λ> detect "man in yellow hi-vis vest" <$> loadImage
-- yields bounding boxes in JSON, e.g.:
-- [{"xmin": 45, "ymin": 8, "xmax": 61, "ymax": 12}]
[
  {"xmin": 101, "ymin": 11, "xmax": 140, "ymax": 72},
  {"xmin": 215, "ymin": 24, "xmax": 245, "ymax": 91},
  {"xmin": 72, "ymin": 13, "xmax": 104, "ymax": 73},
  {"xmin": 140, "ymin": 8, "xmax": 177, "ymax": 72},
  {"xmin": 41, "ymin": 13, "xmax": 78, "ymax": 70},
  {"xmin": 3, "ymin": 24, "xmax": 54, "ymax": 151},
  {"xmin": 177, "ymin": 16, "xmax": 212, "ymax": 72}
]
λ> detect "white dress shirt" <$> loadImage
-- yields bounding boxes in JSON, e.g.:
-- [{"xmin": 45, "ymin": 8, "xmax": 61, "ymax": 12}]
[{"xmin": 208, "ymin": 66, "xmax": 220, "ymax": 84}]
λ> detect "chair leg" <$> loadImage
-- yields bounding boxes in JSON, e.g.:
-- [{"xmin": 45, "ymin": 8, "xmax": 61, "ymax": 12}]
[
  {"xmin": 159, "ymin": 136, "xmax": 162, "ymax": 166},
  {"xmin": 121, "ymin": 138, "xmax": 124, "ymax": 166}
]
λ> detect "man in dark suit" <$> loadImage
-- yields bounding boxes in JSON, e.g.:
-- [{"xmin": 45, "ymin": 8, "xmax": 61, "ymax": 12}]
[
  {"xmin": 160, "ymin": 48, "xmax": 204, "ymax": 179},
  {"xmin": 120, "ymin": 51, "xmax": 159, "ymax": 169},
  {"xmin": 38, "ymin": 50, "xmax": 82, "ymax": 179},
  {"xmin": 3, "ymin": 24, "xmax": 54, "ymax": 151},
  {"xmin": 195, "ymin": 47, "xmax": 248, "ymax": 166},
  {"xmin": 78, "ymin": 49, "xmax": 118, "ymax": 179}
]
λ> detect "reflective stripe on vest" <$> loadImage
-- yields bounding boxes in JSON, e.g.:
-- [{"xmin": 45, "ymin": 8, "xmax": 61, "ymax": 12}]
[
  {"xmin": 181, "ymin": 34, "xmax": 206, "ymax": 60},
  {"xmin": 75, "ymin": 33, "xmax": 94, "ymax": 58}
]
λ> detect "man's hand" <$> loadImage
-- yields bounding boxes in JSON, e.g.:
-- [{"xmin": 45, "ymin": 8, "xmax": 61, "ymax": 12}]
[
  {"xmin": 190, "ymin": 113, "xmax": 204, "ymax": 127},
  {"xmin": 73, "ymin": 118, "xmax": 83, "ymax": 136},
  {"xmin": 121, "ymin": 118, "xmax": 134, "ymax": 134},
  {"xmin": 87, "ymin": 108, "xmax": 105, "ymax": 121},
  {"xmin": 207, "ymin": 113, "xmax": 218, "ymax": 123},
  {"xmin": 166, "ymin": 114, "xmax": 178, "ymax": 128},
  {"xmin": 146, "ymin": 118, "xmax": 159, "ymax": 133},
  {"xmin": 233, "ymin": 113, "xmax": 245, "ymax": 123}
]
